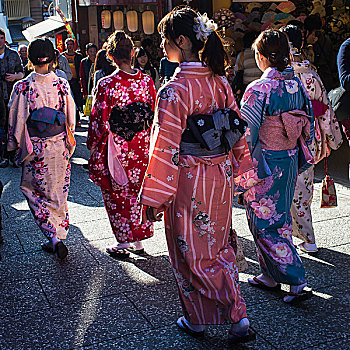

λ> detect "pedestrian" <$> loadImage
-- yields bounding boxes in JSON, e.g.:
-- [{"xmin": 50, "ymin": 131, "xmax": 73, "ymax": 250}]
[
  {"xmin": 18, "ymin": 44, "xmax": 28, "ymax": 74},
  {"xmin": 139, "ymin": 6, "xmax": 255, "ymax": 343},
  {"xmin": 91, "ymin": 49, "xmax": 115, "ymax": 91},
  {"xmin": 240, "ymin": 30, "xmax": 314, "ymax": 303},
  {"xmin": 79, "ymin": 43, "xmax": 97, "ymax": 99},
  {"xmin": 133, "ymin": 47, "xmax": 160, "ymax": 89},
  {"xmin": 0, "ymin": 28, "xmax": 24, "ymax": 168},
  {"xmin": 159, "ymin": 56, "xmax": 178, "ymax": 85},
  {"xmin": 7, "ymin": 38, "xmax": 76, "ymax": 259},
  {"xmin": 60, "ymin": 38, "xmax": 83, "ymax": 125},
  {"xmin": 281, "ymin": 25, "xmax": 343, "ymax": 253},
  {"xmin": 51, "ymin": 50, "xmax": 68, "ymax": 80},
  {"xmin": 87, "ymin": 31, "xmax": 156, "ymax": 259}
]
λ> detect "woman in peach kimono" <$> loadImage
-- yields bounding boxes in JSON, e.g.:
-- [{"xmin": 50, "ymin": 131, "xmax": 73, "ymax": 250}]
[
  {"xmin": 8, "ymin": 39, "xmax": 75, "ymax": 259},
  {"xmin": 140, "ymin": 7, "xmax": 255, "ymax": 343}
]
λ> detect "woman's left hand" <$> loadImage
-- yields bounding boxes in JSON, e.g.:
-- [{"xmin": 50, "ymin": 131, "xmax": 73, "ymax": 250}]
[{"xmin": 141, "ymin": 205, "xmax": 163, "ymax": 223}]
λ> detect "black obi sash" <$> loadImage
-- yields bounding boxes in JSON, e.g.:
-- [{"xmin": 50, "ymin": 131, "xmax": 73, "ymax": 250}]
[
  {"xmin": 180, "ymin": 108, "xmax": 248, "ymax": 157},
  {"xmin": 109, "ymin": 101, "xmax": 154, "ymax": 141},
  {"xmin": 27, "ymin": 107, "xmax": 66, "ymax": 138}
]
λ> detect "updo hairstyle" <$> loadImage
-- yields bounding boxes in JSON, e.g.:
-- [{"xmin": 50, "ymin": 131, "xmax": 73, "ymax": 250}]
[
  {"xmin": 107, "ymin": 31, "xmax": 134, "ymax": 65},
  {"xmin": 157, "ymin": 6, "xmax": 227, "ymax": 76},
  {"xmin": 28, "ymin": 38, "xmax": 55, "ymax": 66},
  {"xmin": 253, "ymin": 30, "xmax": 290, "ymax": 72}
]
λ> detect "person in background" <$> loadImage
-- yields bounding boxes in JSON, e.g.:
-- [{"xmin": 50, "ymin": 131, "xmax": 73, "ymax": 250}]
[
  {"xmin": 7, "ymin": 38, "xmax": 75, "ymax": 259},
  {"xmin": 281, "ymin": 25, "xmax": 343, "ymax": 254},
  {"xmin": 79, "ymin": 43, "xmax": 97, "ymax": 99},
  {"xmin": 51, "ymin": 50, "xmax": 68, "ymax": 80},
  {"xmin": 87, "ymin": 31, "xmax": 156, "ymax": 259},
  {"xmin": 159, "ymin": 56, "xmax": 178, "ymax": 85},
  {"xmin": 303, "ymin": 14, "xmax": 338, "ymax": 91},
  {"xmin": 0, "ymin": 28, "xmax": 24, "ymax": 168},
  {"xmin": 57, "ymin": 51, "xmax": 72, "ymax": 80},
  {"xmin": 234, "ymin": 31, "xmax": 261, "ymax": 91},
  {"xmin": 240, "ymin": 30, "xmax": 314, "ymax": 304},
  {"xmin": 18, "ymin": 45, "xmax": 28, "ymax": 67},
  {"xmin": 133, "ymin": 47, "xmax": 160, "ymax": 89},
  {"xmin": 141, "ymin": 38, "xmax": 156, "ymax": 67},
  {"xmin": 140, "ymin": 6, "xmax": 255, "ymax": 343},
  {"xmin": 92, "ymin": 49, "xmax": 116, "ymax": 91},
  {"xmin": 60, "ymin": 38, "xmax": 83, "ymax": 126}
]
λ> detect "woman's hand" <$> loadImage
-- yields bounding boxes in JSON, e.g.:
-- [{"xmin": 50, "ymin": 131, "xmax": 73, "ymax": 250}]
[{"xmin": 141, "ymin": 205, "xmax": 163, "ymax": 223}]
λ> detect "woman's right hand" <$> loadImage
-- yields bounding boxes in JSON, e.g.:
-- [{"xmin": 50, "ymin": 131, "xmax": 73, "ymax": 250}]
[{"xmin": 141, "ymin": 205, "xmax": 163, "ymax": 223}]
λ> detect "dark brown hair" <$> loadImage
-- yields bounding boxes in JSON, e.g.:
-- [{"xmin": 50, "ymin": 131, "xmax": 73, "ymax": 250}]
[
  {"xmin": 28, "ymin": 38, "xmax": 55, "ymax": 66},
  {"xmin": 253, "ymin": 30, "xmax": 290, "ymax": 72},
  {"xmin": 107, "ymin": 31, "xmax": 133, "ymax": 65},
  {"xmin": 157, "ymin": 6, "xmax": 227, "ymax": 76}
]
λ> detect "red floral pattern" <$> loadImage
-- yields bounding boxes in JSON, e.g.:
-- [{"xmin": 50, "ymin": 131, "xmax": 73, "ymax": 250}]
[{"xmin": 87, "ymin": 70, "xmax": 156, "ymax": 243}]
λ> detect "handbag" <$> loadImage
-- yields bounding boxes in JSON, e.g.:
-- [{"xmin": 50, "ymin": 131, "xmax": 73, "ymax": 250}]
[
  {"xmin": 320, "ymin": 157, "xmax": 337, "ymax": 208},
  {"xmin": 328, "ymin": 86, "xmax": 350, "ymax": 122},
  {"xmin": 84, "ymin": 95, "xmax": 93, "ymax": 116}
]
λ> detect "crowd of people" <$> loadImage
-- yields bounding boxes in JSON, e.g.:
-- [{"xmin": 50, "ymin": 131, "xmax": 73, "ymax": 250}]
[{"xmin": 0, "ymin": 4, "xmax": 349, "ymax": 344}]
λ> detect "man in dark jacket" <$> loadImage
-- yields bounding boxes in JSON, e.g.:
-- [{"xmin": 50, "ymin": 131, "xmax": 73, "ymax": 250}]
[
  {"xmin": 0, "ymin": 28, "xmax": 24, "ymax": 167},
  {"xmin": 79, "ymin": 43, "xmax": 97, "ymax": 99},
  {"xmin": 61, "ymin": 38, "xmax": 83, "ymax": 125}
]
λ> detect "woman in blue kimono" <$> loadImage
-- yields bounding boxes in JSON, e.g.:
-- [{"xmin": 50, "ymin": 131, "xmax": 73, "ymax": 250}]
[{"xmin": 240, "ymin": 30, "xmax": 314, "ymax": 303}]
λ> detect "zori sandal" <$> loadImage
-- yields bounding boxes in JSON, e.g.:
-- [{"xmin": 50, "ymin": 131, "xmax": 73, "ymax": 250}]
[
  {"xmin": 248, "ymin": 276, "xmax": 281, "ymax": 292},
  {"xmin": 106, "ymin": 247, "xmax": 130, "ymax": 259},
  {"xmin": 228, "ymin": 328, "xmax": 256, "ymax": 344},
  {"xmin": 176, "ymin": 316, "xmax": 204, "ymax": 338}
]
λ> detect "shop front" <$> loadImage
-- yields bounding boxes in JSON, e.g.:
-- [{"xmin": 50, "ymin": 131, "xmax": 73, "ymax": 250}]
[{"xmin": 77, "ymin": 0, "xmax": 164, "ymax": 51}]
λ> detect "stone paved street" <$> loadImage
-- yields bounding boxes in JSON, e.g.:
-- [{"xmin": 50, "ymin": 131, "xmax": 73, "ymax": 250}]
[{"xmin": 0, "ymin": 117, "xmax": 349, "ymax": 349}]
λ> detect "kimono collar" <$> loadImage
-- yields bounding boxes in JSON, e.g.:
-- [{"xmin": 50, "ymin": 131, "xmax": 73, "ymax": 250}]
[
  {"xmin": 173, "ymin": 61, "xmax": 214, "ymax": 79},
  {"xmin": 291, "ymin": 60, "xmax": 312, "ymax": 74},
  {"xmin": 30, "ymin": 71, "xmax": 57, "ymax": 82},
  {"xmin": 261, "ymin": 66, "xmax": 295, "ymax": 81},
  {"xmin": 116, "ymin": 68, "xmax": 142, "ymax": 80}
]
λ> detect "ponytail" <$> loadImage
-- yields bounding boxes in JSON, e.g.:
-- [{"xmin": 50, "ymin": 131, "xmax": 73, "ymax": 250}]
[{"xmin": 201, "ymin": 31, "xmax": 227, "ymax": 76}]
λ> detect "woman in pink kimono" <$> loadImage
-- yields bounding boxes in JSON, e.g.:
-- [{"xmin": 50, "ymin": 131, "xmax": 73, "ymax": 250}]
[
  {"xmin": 140, "ymin": 7, "xmax": 255, "ymax": 343},
  {"xmin": 8, "ymin": 38, "xmax": 75, "ymax": 259}
]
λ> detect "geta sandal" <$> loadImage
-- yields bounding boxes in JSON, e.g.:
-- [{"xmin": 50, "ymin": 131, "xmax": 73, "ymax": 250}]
[
  {"xmin": 176, "ymin": 316, "xmax": 204, "ymax": 338},
  {"xmin": 41, "ymin": 241, "xmax": 54, "ymax": 253},
  {"xmin": 54, "ymin": 241, "xmax": 68, "ymax": 259},
  {"xmin": 248, "ymin": 276, "xmax": 281, "ymax": 292},
  {"xmin": 283, "ymin": 289, "xmax": 313, "ymax": 304},
  {"xmin": 106, "ymin": 247, "xmax": 130, "ymax": 259}
]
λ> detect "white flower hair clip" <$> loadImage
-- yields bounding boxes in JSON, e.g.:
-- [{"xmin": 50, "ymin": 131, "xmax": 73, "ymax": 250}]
[{"xmin": 193, "ymin": 13, "xmax": 218, "ymax": 42}]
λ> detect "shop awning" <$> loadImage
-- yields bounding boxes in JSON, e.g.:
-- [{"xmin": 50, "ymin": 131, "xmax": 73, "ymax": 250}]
[
  {"xmin": 22, "ymin": 16, "xmax": 65, "ymax": 41},
  {"xmin": 0, "ymin": 15, "xmax": 12, "ymax": 44},
  {"xmin": 8, "ymin": 24, "xmax": 26, "ymax": 42}
]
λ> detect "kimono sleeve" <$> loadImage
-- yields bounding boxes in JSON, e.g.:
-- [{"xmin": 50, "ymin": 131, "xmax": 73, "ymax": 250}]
[
  {"xmin": 7, "ymin": 82, "xmax": 22, "ymax": 151},
  {"xmin": 139, "ymin": 84, "xmax": 188, "ymax": 211},
  {"xmin": 63, "ymin": 80, "xmax": 76, "ymax": 132},
  {"xmin": 87, "ymin": 79, "xmax": 110, "ymax": 150}
]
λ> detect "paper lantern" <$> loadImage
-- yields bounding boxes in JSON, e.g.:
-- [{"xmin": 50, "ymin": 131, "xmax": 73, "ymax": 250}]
[
  {"xmin": 127, "ymin": 10, "xmax": 138, "ymax": 32},
  {"xmin": 101, "ymin": 10, "xmax": 111, "ymax": 29},
  {"xmin": 113, "ymin": 11, "xmax": 124, "ymax": 30},
  {"xmin": 142, "ymin": 10, "xmax": 154, "ymax": 35}
]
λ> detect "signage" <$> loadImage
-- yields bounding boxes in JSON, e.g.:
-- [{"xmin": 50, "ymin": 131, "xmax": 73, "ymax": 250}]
[
  {"xmin": 56, "ymin": 34, "xmax": 64, "ymax": 53},
  {"xmin": 56, "ymin": 7, "xmax": 76, "ymax": 40}
]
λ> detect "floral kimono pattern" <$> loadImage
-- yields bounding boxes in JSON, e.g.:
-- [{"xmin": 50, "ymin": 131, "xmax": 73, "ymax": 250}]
[
  {"xmin": 240, "ymin": 67, "xmax": 314, "ymax": 285},
  {"xmin": 7, "ymin": 72, "xmax": 75, "ymax": 239},
  {"xmin": 291, "ymin": 61, "xmax": 343, "ymax": 245},
  {"xmin": 140, "ymin": 62, "xmax": 253, "ymax": 325},
  {"xmin": 87, "ymin": 69, "xmax": 156, "ymax": 243}
]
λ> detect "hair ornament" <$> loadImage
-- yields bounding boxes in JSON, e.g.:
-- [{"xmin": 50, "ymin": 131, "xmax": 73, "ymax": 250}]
[
  {"xmin": 193, "ymin": 13, "xmax": 218, "ymax": 42},
  {"xmin": 283, "ymin": 56, "xmax": 289, "ymax": 62},
  {"xmin": 37, "ymin": 57, "xmax": 50, "ymax": 63},
  {"xmin": 269, "ymin": 52, "xmax": 277, "ymax": 60},
  {"xmin": 288, "ymin": 42, "xmax": 300, "ymax": 56}
]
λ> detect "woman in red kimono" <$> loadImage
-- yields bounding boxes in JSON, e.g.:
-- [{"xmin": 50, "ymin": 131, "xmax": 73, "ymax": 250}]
[{"xmin": 87, "ymin": 31, "xmax": 156, "ymax": 258}]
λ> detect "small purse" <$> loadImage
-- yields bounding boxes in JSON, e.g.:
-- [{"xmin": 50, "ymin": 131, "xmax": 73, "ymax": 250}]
[
  {"xmin": 321, "ymin": 158, "xmax": 337, "ymax": 208},
  {"xmin": 84, "ymin": 95, "xmax": 93, "ymax": 116}
]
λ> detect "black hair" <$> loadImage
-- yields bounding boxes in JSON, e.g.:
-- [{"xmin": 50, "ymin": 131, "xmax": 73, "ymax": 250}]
[
  {"xmin": 281, "ymin": 25, "xmax": 303, "ymax": 51},
  {"xmin": 253, "ymin": 30, "xmax": 290, "ymax": 72},
  {"xmin": 85, "ymin": 43, "xmax": 97, "ymax": 52},
  {"xmin": 287, "ymin": 20, "xmax": 304, "ymax": 31},
  {"xmin": 243, "ymin": 31, "xmax": 259, "ymax": 49},
  {"xmin": 94, "ymin": 49, "xmax": 115, "ymax": 75},
  {"xmin": 304, "ymin": 14, "xmax": 322, "ymax": 33},
  {"xmin": 141, "ymin": 39, "xmax": 152, "ymax": 49},
  {"xmin": 64, "ymin": 38, "xmax": 74, "ymax": 47},
  {"xmin": 133, "ymin": 47, "xmax": 156, "ymax": 81},
  {"xmin": 28, "ymin": 38, "xmax": 55, "ymax": 66},
  {"xmin": 0, "ymin": 28, "xmax": 5, "ymax": 37},
  {"xmin": 157, "ymin": 6, "xmax": 227, "ymax": 76},
  {"xmin": 107, "ymin": 31, "xmax": 133, "ymax": 65}
]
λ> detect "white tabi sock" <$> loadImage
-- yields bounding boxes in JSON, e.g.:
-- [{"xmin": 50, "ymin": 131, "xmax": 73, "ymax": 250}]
[
  {"xmin": 182, "ymin": 317, "xmax": 205, "ymax": 332},
  {"xmin": 230, "ymin": 317, "xmax": 250, "ymax": 335},
  {"xmin": 133, "ymin": 241, "xmax": 143, "ymax": 250},
  {"xmin": 50, "ymin": 236, "xmax": 61, "ymax": 248},
  {"xmin": 115, "ymin": 242, "xmax": 131, "ymax": 250},
  {"xmin": 248, "ymin": 273, "xmax": 278, "ymax": 287}
]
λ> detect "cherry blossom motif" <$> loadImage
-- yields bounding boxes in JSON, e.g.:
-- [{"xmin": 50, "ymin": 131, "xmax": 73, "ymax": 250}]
[
  {"xmin": 277, "ymin": 222, "xmax": 293, "ymax": 243},
  {"xmin": 285, "ymin": 80, "xmax": 299, "ymax": 94},
  {"xmin": 270, "ymin": 242, "xmax": 294, "ymax": 264}
]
